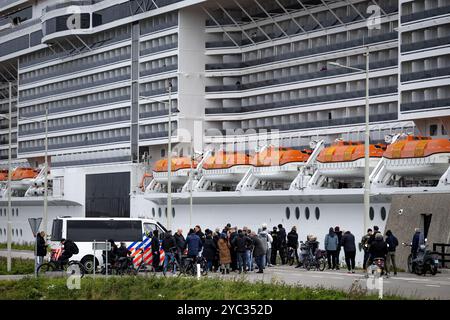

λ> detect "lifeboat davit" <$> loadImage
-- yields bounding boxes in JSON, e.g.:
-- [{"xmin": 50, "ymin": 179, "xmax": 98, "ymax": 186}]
[
  {"xmin": 251, "ymin": 147, "xmax": 311, "ymax": 182},
  {"xmin": 383, "ymin": 136, "xmax": 450, "ymax": 177},
  {"xmin": 10, "ymin": 167, "xmax": 40, "ymax": 190},
  {"xmin": 316, "ymin": 141, "xmax": 386, "ymax": 178},
  {"xmin": 202, "ymin": 151, "xmax": 251, "ymax": 184},
  {"xmin": 152, "ymin": 157, "xmax": 198, "ymax": 186}
]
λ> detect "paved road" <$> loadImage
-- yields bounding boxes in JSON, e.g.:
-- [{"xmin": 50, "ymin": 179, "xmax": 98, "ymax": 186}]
[
  {"xmin": 207, "ymin": 265, "xmax": 450, "ymax": 300},
  {"xmin": 0, "ymin": 249, "xmax": 34, "ymax": 259}
]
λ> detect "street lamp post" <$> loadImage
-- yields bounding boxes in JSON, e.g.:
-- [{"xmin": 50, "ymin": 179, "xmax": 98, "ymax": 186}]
[
  {"xmin": 0, "ymin": 83, "xmax": 13, "ymax": 272},
  {"xmin": 167, "ymin": 82, "xmax": 172, "ymax": 231},
  {"xmin": 328, "ymin": 46, "xmax": 371, "ymax": 236},
  {"xmin": 139, "ymin": 84, "xmax": 173, "ymax": 231},
  {"xmin": 43, "ymin": 106, "xmax": 48, "ymax": 235}
]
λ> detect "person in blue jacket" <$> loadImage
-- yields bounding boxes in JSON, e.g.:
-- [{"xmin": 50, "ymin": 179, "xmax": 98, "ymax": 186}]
[
  {"xmin": 324, "ymin": 227, "xmax": 339, "ymax": 270},
  {"xmin": 186, "ymin": 228, "xmax": 203, "ymax": 262}
]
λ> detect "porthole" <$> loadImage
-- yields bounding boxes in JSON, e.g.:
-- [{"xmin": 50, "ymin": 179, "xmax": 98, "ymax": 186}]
[
  {"xmin": 152, "ymin": 208, "xmax": 155, "ymax": 217},
  {"xmin": 369, "ymin": 207, "xmax": 375, "ymax": 221},
  {"xmin": 305, "ymin": 207, "xmax": 310, "ymax": 220},
  {"xmin": 158, "ymin": 208, "xmax": 162, "ymax": 218},
  {"xmin": 285, "ymin": 207, "xmax": 291, "ymax": 220},
  {"xmin": 315, "ymin": 207, "xmax": 320, "ymax": 220},
  {"xmin": 380, "ymin": 207, "xmax": 386, "ymax": 221},
  {"xmin": 295, "ymin": 207, "xmax": 300, "ymax": 220},
  {"xmin": 172, "ymin": 208, "xmax": 175, "ymax": 218}
]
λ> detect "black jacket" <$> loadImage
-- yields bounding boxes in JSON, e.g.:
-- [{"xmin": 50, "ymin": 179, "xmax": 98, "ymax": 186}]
[
  {"xmin": 174, "ymin": 233, "xmax": 186, "ymax": 251},
  {"xmin": 335, "ymin": 231, "xmax": 343, "ymax": 250},
  {"xmin": 369, "ymin": 239, "xmax": 388, "ymax": 259},
  {"xmin": 341, "ymin": 232, "xmax": 356, "ymax": 252},
  {"xmin": 232, "ymin": 234, "xmax": 252, "ymax": 253},
  {"xmin": 161, "ymin": 234, "xmax": 177, "ymax": 252},
  {"xmin": 277, "ymin": 228, "xmax": 287, "ymax": 247},
  {"xmin": 36, "ymin": 234, "xmax": 47, "ymax": 257},
  {"xmin": 385, "ymin": 234, "xmax": 399, "ymax": 252},
  {"xmin": 116, "ymin": 246, "xmax": 130, "ymax": 258},
  {"xmin": 196, "ymin": 231, "xmax": 205, "ymax": 243},
  {"xmin": 287, "ymin": 231, "xmax": 299, "ymax": 249},
  {"xmin": 202, "ymin": 236, "xmax": 217, "ymax": 260},
  {"xmin": 151, "ymin": 236, "xmax": 160, "ymax": 253}
]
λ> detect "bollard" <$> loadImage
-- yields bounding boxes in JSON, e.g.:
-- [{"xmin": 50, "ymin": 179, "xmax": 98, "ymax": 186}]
[{"xmin": 196, "ymin": 263, "xmax": 201, "ymax": 280}]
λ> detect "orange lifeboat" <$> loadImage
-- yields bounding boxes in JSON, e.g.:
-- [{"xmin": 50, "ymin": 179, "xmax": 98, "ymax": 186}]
[
  {"xmin": 316, "ymin": 141, "xmax": 386, "ymax": 178},
  {"xmin": 152, "ymin": 157, "xmax": 197, "ymax": 185},
  {"xmin": 383, "ymin": 136, "xmax": 450, "ymax": 177},
  {"xmin": 202, "ymin": 151, "xmax": 251, "ymax": 184},
  {"xmin": 251, "ymin": 147, "xmax": 312, "ymax": 182},
  {"xmin": 0, "ymin": 169, "xmax": 8, "ymax": 181},
  {"xmin": 10, "ymin": 167, "xmax": 41, "ymax": 190}
]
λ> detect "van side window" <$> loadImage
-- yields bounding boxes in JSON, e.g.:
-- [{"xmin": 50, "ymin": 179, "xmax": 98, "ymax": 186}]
[{"xmin": 144, "ymin": 223, "xmax": 157, "ymax": 237}]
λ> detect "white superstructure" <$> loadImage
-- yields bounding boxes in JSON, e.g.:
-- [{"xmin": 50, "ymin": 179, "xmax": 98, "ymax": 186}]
[{"xmin": 0, "ymin": 0, "xmax": 449, "ymax": 265}]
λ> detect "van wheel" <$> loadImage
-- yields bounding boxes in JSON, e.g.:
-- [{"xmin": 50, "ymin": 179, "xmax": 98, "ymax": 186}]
[{"xmin": 81, "ymin": 256, "xmax": 98, "ymax": 274}]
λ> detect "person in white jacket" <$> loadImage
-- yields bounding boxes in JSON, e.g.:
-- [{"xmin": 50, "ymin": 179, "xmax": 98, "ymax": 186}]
[{"xmin": 258, "ymin": 223, "xmax": 273, "ymax": 267}]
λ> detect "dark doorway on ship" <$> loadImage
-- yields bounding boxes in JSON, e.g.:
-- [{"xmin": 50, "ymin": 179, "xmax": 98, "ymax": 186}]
[{"xmin": 421, "ymin": 214, "xmax": 432, "ymax": 239}]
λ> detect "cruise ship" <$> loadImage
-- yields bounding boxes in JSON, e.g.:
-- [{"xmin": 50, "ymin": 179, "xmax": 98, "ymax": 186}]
[{"xmin": 0, "ymin": 0, "xmax": 449, "ymax": 266}]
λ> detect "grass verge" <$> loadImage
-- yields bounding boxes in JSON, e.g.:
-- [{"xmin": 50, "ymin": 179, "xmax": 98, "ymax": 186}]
[
  {"xmin": 0, "ymin": 275, "xmax": 405, "ymax": 300},
  {"xmin": 0, "ymin": 242, "xmax": 35, "ymax": 251},
  {"xmin": 0, "ymin": 257, "xmax": 35, "ymax": 275}
]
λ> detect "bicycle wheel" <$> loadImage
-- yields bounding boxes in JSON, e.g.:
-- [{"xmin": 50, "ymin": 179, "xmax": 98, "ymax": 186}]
[
  {"xmin": 36, "ymin": 263, "xmax": 55, "ymax": 277},
  {"xmin": 304, "ymin": 258, "xmax": 311, "ymax": 271},
  {"xmin": 67, "ymin": 261, "xmax": 85, "ymax": 278},
  {"xmin": 318, "ymin": 258, "xmax": 326, "ymax": 271}
]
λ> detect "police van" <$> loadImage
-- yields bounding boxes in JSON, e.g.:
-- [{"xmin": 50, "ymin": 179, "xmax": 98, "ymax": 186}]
[{"xmin": 49, "ymin": 217, "xmax": 167, "ymax": 273}]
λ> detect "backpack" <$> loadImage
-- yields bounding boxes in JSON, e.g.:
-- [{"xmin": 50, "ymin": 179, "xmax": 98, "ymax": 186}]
[{"xmin": 71, "ymin": 242, "xmax": 79, "ymax": 255}]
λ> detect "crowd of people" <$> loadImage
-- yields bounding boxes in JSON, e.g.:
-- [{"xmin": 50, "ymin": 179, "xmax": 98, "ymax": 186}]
[
  {"xmin": 35, "ymin": 222, "xmax": 427, "ymax": 277},
  {"xmin": 153, "ymin": 223, "xmax": 408, "ymax": 276}
]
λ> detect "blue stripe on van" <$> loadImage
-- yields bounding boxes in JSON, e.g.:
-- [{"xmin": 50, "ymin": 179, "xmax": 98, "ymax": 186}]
[
  {"xmin": 134, "ymin": 237, "xmax": 150, "ymax": 250},
  {"xmin": 127, "ymin": 242, "xmax": 137, "ymax": 250}
]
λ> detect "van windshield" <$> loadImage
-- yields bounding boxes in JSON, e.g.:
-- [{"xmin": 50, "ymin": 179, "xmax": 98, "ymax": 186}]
[
  {"xmin": 51, "ymin": 219, "xmax": 63, "ymax": 241},
  {"xmin": 66, "ymin": 220, "xmax": 142, "ymax": 242}
]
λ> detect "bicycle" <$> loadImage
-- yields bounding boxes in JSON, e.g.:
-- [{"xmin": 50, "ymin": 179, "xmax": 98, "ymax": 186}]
[
  {"xmin": 163, "ymin": 248, "xmax": 181, "ymax": 277},
  {"xmin": 179, "ymin": 255, "xmax": 208, "ymax": 277},
  {"xmin": 303, "ymin": 249, "xmax": 327, "ymax": 271},
  {"xmin": 134, "ymin": 248, "xmax": 157, "ymax": 275},
  {"xmin": 37, "ymin": 249, "xmax": 86, "ymax": 278}
]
